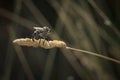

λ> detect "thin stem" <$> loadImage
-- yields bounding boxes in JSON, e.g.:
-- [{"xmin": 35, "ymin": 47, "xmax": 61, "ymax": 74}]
[{"xmin": 66, "ymin": 47, "xmax": 120, "ymax": 64}]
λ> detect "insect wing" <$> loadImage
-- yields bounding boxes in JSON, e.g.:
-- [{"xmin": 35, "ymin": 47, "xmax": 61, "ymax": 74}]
[{"xmin": 33, "ymin": 27, "xmax": 43, "ymax": 30}]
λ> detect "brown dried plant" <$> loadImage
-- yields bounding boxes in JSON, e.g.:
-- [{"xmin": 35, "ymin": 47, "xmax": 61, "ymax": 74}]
[
  {"xmin": 13, "ymin": 38, "xmax": 66, "ymax": 49},
  {"xmin": 13, "ymin": 38, "xmax": 120, "ymax": 64}
]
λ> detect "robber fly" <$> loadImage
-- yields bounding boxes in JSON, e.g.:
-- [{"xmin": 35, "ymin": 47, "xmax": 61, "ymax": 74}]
[{"xmin": 32, "ymin": 26, "xmax": 51, "ymax": 41}]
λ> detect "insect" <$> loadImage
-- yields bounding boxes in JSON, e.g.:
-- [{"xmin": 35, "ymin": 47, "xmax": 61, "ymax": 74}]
[{"xmin": 32, "ymin": 26, "xmax": 51, "ymax": 41}]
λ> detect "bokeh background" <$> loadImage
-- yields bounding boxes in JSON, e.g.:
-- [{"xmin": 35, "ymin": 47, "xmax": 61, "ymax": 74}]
[{"xmin": 0, "ymin": 0, "xmax": 120, "ymax": 80}]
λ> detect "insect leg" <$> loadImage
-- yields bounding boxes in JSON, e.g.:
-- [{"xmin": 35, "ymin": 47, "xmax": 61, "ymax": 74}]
[
  {"xmin": 45, "ymin": 37, "xmax": 51, "ymax": 47},
  {"xmin": 43, "ymin": 38, "xmax": 46, "ymax": 46},
  {"xmin": 32, "ymin": 33, "xmax": 35, "ymax": 41},
  {"xmin": 39, "ymin": 38, "xmax": 42, "ymax": 47}
]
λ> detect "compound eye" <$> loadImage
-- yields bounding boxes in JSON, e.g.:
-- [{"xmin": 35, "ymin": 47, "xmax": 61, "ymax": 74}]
[
  {"xmin": 43, "ymin": 26, "xmax": 47, "ymax": 29},
  {"xmin": 48, "ymin": 28, "xmax": 51, "ymax": 32},
  {"xmin": 43, "ymin": 26, "xmax": 51, "ymax": 32},
  {"xmin": 47, "ymin": 28, "xmax": 51, "ymax": 33}
]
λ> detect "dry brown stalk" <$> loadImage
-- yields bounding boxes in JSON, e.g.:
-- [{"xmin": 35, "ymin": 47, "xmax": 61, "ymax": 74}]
[
  {"xmin": 13, "ymin": 38, "xmax": 66, "ymax": 49},
  {"xmin": 13, "ymin": 38, "xmax": 120, "ymax": 64}
]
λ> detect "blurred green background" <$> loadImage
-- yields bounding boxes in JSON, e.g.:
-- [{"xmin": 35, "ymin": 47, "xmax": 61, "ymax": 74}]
[{"xmin": 0, "ymin": 0, "xmax": 120, "ymax": 80}]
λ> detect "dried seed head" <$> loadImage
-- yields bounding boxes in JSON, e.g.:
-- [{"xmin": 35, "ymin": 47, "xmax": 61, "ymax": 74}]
[
  {"xmin": 13, "ymin": 38, "xmax": 66, "ymax": 49},
  {"xmin": 12, "ymin": 38, "xmax": 120, "ymax": 64}
]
